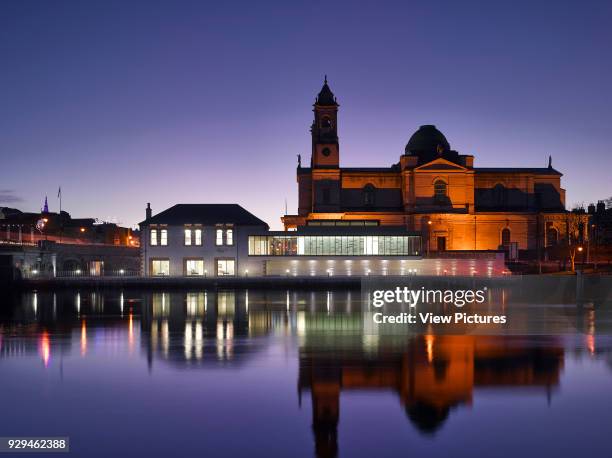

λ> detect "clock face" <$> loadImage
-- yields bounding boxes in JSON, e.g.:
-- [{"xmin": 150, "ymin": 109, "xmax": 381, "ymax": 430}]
[{"xmin": 322, "ymin": 147, "xmax": 331, "ymax": 157}]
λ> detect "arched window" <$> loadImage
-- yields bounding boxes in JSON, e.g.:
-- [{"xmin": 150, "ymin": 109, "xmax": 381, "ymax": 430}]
[
  {"xmin": 363, "ymin": 184, "xmax": 375, "ymax": 206},
  {"xmin": 434, "ymin": 180, "xmax": 447, "ymax": 204},
  {"xmin": 546, "ymin": 227, "xmax": 558, "ymax": 247},
  {"xmin": 501, "ymin": 228, "xmax": 511, "ymax": 247},
  {"xmin": 492, "ymin": 184, "xmax": 507, "ymax": 207},
  {"xmin": 321, "ymin": 116, "xmax": 332, "ymax": 128}
]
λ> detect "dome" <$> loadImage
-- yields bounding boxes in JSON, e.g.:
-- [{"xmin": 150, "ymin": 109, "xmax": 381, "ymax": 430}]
[{"xmin": 405, "ymin": 125, "xmax": 450, "ymax": 156}]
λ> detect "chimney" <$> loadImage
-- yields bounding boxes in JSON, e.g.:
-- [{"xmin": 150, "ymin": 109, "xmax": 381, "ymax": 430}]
[{"xmin": 146, "ymin": 203, "xmax": 152, "ymax": 220}]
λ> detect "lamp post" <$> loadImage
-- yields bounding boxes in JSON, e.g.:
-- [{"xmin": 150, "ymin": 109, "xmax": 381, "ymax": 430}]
[{"xmin": 427, "ymin": 220, "xmax": 432, "ymax": 257}]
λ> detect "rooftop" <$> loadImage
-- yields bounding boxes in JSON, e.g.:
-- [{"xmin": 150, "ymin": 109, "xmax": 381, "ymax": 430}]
[{"xmin": 141, "ymin": 204, "xmax": 269, "ymax": 228}]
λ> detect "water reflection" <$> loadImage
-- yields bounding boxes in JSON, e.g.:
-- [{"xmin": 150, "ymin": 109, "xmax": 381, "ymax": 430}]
[
  {"xmin": 0, "ymin": 289, "xmax": 611, "ymax": 458},
  {"xmin": 299, "ymin": 335, "xmax": 563, "ymax": 457}
]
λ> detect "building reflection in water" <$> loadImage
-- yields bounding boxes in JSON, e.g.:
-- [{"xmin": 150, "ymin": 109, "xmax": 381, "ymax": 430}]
[
  {"xmin": 298, "ymin": 334, "xmax": 565, "ymax": 458},
  {"xmin": 2, "ymin": 288, "xmax": 612, "ymax": 458},
  {"xmin": 140, "ymin": 290, "xmax": 293, "ymax": 368}
]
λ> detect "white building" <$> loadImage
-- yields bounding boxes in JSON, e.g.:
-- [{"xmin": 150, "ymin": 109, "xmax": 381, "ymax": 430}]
[{"xmin": 139, "ymin": 203, "xmax": 269, "ymax": 277}]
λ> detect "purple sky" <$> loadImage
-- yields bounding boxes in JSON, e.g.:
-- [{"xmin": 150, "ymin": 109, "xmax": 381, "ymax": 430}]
[{"xmin": 2, "ymin": 0, "xmax": 611, "ymax": 229}]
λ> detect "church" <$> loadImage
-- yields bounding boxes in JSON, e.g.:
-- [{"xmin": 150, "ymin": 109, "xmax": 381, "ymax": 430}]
[{"xmin": 282, "ymin": 78, "xmax": 569, "ymax": 257}]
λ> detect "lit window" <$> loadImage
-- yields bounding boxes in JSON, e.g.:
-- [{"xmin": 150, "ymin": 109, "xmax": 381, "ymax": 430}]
[
  {"xmin": 226, "ymin": 228, "xmax": 233, "ymax": 246},
  {"xmin": 160, "ymin": 229, "xmax": 168, "ymax": 246},
  {"xmin": 194, "ymin": 229, "xmax": 202, "ymax": 246},
  {"xmin": 150, "ymin": 229, "xmax": 158, "ymax": 246},
  {"xmin": 185, "ymin": 259, "xmax": 204, "ymax": 276},
  {"xmin": 184, "ymin": 229, "xmax": 192, "ymax": 246},
  {"xmin": 216, "ymin": 259, "xmax": 235, "ymax": 276},
  {"xmin": 151, "ymin": 259, "xmax": 169, "ymax": 276},
  {"xmin": 216, "ymin": 228, "xmax": 223, "ymax": 246}
]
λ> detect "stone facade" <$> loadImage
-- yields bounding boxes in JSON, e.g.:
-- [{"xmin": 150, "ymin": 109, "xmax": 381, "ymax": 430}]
[{"xmin": 283, "ymin": 80, "xmax": 579, "ymax": 257}]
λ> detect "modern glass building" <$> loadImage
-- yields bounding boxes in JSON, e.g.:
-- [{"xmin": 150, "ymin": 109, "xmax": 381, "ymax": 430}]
[{"xmin": 248, "ymin": 233, "xmax": 421, "ymax": 257}]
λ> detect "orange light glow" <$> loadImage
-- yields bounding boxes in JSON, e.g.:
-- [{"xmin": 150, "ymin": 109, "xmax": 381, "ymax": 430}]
[
  {"xmin": 425, "ymin": 335, "xmax": 435, "ymax": 363},
  {"xmin": 80, "ymin": 227, "xmax": 86, "ymax": 233},
  {"xmin": 128, "ymin": 311, "xmax": 135, "ymax": 350},
  {"xmin": 43, "ymin": 218, "xmax": 48, "ymax": 223},
  {"xmin": 81, "ymin": 319, "xmax": 87, "ymax": 356},
  {"xmin": 40, "ymin": 331, "xmax": 50, "ymax": 367}
]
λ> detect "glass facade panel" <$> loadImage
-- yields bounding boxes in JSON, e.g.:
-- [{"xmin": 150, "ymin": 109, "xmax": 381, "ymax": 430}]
[{"xmin": 247, "ymin": 235, "xmax": 420, "ymax": 256}]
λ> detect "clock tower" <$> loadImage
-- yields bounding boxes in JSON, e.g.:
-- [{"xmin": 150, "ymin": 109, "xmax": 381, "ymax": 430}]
[{"xmin": 311, "ymin": 76, "xmax": 339, "ymax": 169}]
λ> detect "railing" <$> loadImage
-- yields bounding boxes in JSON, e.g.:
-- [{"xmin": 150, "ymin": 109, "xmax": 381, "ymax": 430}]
[{"xmin": 21, "ymin": 269, "xmax": 140, "ymax": 279}]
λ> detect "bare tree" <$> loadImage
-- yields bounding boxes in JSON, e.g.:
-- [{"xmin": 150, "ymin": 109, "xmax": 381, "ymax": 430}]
[{"xmin": 566, "ymin": 210, "xmax": 587, "ymax": 272}]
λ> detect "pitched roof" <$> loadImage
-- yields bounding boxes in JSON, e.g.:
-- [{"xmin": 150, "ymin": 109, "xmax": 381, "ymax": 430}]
[
  {"xmin": 475, "ymin": 167, "xmax": 562, "ymax": 176},
  {"xmin": 315, "ymin": 76, "xmax": 338, "ymax": 106},
  {"xmin": 140, "ymin": 204, "xmax": 269, "ymax": 227}
]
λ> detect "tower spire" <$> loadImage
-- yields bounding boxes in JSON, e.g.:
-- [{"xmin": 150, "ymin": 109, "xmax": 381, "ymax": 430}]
[{"xmin": 43, "ymin": 196, "xmax": 49, "ymax": 213}]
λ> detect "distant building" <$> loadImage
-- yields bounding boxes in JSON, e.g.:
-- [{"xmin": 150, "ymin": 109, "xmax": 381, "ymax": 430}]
[
  {"xmin": 283, "ymin": 79, "xmax": 576, "ymax": 259},
  {"xmin": 0, "ymin": 207, "xmax": 138, "ymax": 247}
]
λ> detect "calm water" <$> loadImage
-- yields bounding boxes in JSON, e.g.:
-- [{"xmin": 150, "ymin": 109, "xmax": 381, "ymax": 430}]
[{"xmin": 1, "ymin": 288, "xmax": 612, "ymax": 457}]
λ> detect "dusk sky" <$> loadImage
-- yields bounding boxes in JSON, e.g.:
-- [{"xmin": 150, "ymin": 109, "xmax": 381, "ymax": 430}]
[{"xmin": 2, "ymin": 0, "xmax": 611, "ymax": 229}]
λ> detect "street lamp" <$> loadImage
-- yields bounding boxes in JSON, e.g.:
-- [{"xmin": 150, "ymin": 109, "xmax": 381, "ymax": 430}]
[{"xmin": 427, "ymin": 220, "xmax": 432, "ymax": 257}]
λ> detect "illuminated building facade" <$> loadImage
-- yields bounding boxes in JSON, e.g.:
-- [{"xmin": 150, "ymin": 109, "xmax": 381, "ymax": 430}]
[{"xmin": 282, "ymin": 79, "xmax": 575, "ymax": 258}]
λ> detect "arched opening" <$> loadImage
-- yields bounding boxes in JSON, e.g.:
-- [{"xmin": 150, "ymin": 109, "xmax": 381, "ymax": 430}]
[
  {"xmin": 492, "ymin": 183, "xmax": 507, "ymax": 207},
  {"xmin": 546, "ymin": 227, "xmax": 558, "ymax": 247},
  {"xmin": 433, "ymin": 180, "xmax": 447, "ymax": 204},
  {"xmin": 501, "ymin": 228, "xmax": 511, "ymax": 247},
  {"xmin": 321, "ymin": 116, "xmax": 332, "ymax": 128},
  {"xmin": 363, "ymin": 184, "xmax": 375, "ymax": 206}
]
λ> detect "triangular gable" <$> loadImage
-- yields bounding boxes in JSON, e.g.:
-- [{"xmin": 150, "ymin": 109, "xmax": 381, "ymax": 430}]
[{"xmin": 415, "ymin": 158, "xmax": 468, "ymax": 171}]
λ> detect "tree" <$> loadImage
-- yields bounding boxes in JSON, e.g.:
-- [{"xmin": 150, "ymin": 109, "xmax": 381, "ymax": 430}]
[{"xmin": 566, "ymin": 210, "xmax": 587, "ymax": 272}]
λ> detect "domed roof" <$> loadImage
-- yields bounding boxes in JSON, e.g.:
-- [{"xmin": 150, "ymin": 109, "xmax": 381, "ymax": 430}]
[{"xmin": 405, "ymin": 125, "xmax": 450, "ymax": 156}]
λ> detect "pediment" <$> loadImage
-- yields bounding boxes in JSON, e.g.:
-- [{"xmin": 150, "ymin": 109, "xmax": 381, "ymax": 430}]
[{"xmin": 415, "ymin": 158, "xmax": 468, "ymax": 172}]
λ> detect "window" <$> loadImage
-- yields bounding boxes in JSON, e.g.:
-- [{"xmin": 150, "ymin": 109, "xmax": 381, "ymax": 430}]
[
  {"xmin": 151, "ymin": 259, "xmax": 169, "ymax": 276},
  {"xmin": 216, "ymin": 228, "xmax": 223, "ymax": 246},
  {"xmin": 184, "ymin": 228, "xmax": 192, "ymax": 246},
  {"xmin": 194, "ymin": 229, "xmax": 202, "ymax": 246},
  {"xmin": 150, "ymin": 229, "xmax": 158, "ymax": 246},
  {"xmin": 321, "ymin": 117, "xmax": 332, "ymax": 128},
  {"xmin": 160, "ymin": 229, "xmax": 168, "ymax": 246},
  {"xmin": 363, "ymin": 184, "xmax": 375, "ymax": 206},
  {"xmin": 185, "ymin": 259, "xmax": 204, "ymax": 276},
  {"xmin": 247, "ymin": 235, "xmax": 421, "ymax": 256},
  {"xmin": 501, "ymin": 228, "xmax": 511, "ymax": 247},
  {"xmin": 493, "ymin": 184, "xmax": 507, "ymax": 207},
  {"xmin": 226, "ymin": 228, "xmax": 233, "ymax": 246},
  {"xmin": 546, "ymin": 227, "xmax": 558, "ymax": 247},
  {"xmin": 434, "ymin": 180, "xmax": 447, "ymax": 204},
  {"xmin": 322, "ymin": 188, "xmax": 330, "ymax": 204},
  {"xmin": 216, "ymin": 259, "xmax": 235, "ymax": 276}
]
